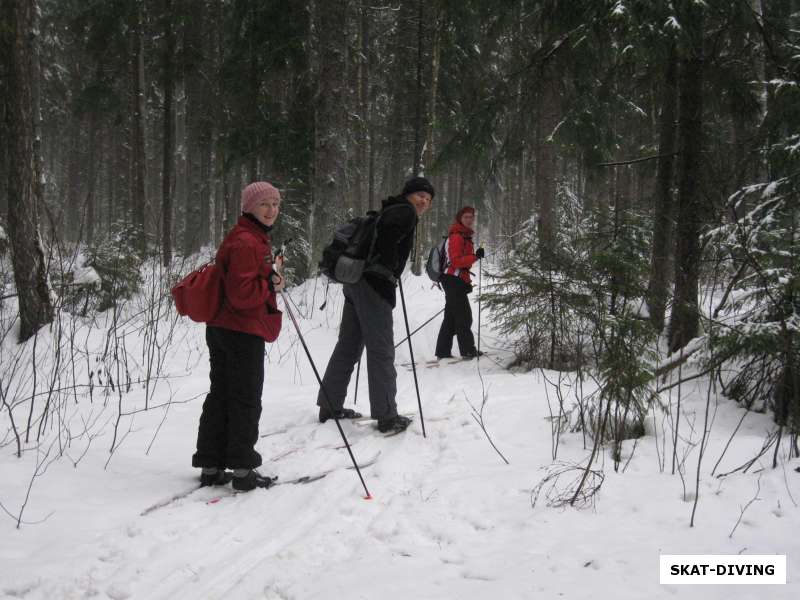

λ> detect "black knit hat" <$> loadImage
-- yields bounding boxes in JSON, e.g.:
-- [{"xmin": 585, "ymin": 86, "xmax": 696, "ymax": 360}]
[{"xmin": 401, "ymin": 176, "xmax": 435, "ymax": 199}]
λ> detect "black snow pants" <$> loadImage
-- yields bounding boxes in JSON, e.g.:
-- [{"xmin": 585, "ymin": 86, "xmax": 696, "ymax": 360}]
[
  {"xmin": 192, "ymin": 326, "xmax": 265, "ymax": 470},
  {"xmin": 435, "ymin": 274, "xmax": 477, "ymax": 358}
]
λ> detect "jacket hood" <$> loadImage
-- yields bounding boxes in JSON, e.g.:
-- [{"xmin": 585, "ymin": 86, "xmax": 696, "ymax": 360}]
[
  {"xmin": 381, "ymin": 195, "xmax": 413, "ymax": 210},
  {"xmin": 448, "ymin": 221, "xmax": 474, "ymax": 237}
]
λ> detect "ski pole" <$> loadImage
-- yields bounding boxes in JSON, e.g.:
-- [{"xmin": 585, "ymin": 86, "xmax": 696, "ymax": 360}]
[
  {"xmin": 393, "ymin": 307, "xmax": 445, "ymax": 349},
  {"xmin": 477, "ymin": 256, "xmax": 482, "ymax": 355},
  {"xmin": 278, "ymin": 289, "xmax": 372, "ymax": 499},
  {"xmin": 354, "ymin": 354, "xmax": 362, "ymax": 405},
  {"xmin": 397, "ymin": 277, "xmax": 426, "ymax": 438}
]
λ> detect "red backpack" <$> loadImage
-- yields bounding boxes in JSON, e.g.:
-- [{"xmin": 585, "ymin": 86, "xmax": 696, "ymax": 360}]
[{"xmin": 171, "ymin": 262, "xmax": 223, "ymax": 323}]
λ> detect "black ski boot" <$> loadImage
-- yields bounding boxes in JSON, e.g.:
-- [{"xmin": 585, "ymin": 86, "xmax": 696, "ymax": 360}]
[
  {"xmin": 199, "ymin": 469, "xmax": 233, "ymax": 487},
  {"xmin": 232, "ymin": 470, "xmax": 278, "ymax": 492},
  {"xmin": 318, "ymin": 407, "xmax": 363, "ymax": 423},
  {"xmin": 377, "ymin": 414, "xmax": 412, "ymax": 435}
]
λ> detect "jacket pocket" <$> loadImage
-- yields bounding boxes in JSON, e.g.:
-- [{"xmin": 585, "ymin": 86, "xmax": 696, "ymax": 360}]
[{"xmin": 260, "ymin": 302, "xmax": 283, "ymax": 342}]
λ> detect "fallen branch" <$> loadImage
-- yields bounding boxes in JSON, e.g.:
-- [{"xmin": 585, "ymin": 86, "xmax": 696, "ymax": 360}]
[
  {"xmin": 531, "ymin": 461, "xmax": 605, "ymax": 509},
  {"xmin": 716, "ymin": 430, "xmax": 778, "ymax": 478},
  {"xmin": 596, "ymin": 152, "xmax": 678, "ymax": 168},
  {"xmin": 729, "ymin": 475, "xmax": 762, "ymax": 538},
  {"xmin": 462, "ymin": 390, "xmax": 510, "ymax": 465}
]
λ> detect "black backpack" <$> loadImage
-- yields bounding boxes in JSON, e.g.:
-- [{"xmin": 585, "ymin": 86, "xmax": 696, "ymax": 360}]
[
  {"xmin": 319, "ymin": 204, "xmax": 406, "ymax": 284},
  {"xmin": 425, "ymin": 236, "xmax": 448, "ymax": 283}
]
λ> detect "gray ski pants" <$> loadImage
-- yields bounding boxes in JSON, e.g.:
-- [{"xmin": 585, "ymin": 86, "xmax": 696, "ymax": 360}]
[{"xmin": 316, "ymin": 278, "xmax": 398, "ymax": 420}]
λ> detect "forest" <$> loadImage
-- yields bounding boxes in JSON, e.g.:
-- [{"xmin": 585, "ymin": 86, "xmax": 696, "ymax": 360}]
[{"xmin": 1, "ymin": 0, "xmax": 799, "ymax": 485}]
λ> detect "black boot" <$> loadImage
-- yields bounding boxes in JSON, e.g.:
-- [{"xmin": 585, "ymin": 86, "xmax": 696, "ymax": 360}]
[
  {"xmin": 232, "ymin": 470, "xmax": 278, "ymax": 491},
  {"xmin": 199, "ymin": 469, "xmax": 233, "ymax": 487},
  {"xmin": 318, "ymin": 407, "xmax": 363, "ymax": 423},
  {"xmin": 461, "ymin": 349, "xmax": 484, "ymax": 360},
  {"xmin": 377, "ymin": 414, "xmax": 412, "ymax": 434}
]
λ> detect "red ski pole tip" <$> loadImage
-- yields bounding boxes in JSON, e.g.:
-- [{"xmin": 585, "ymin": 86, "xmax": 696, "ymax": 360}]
[{"xmin": 364, "ymin": 494, "xmax": 373, "ymax": 500}]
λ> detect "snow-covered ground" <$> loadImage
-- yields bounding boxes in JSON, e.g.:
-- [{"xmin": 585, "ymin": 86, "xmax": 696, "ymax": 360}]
[{"xmin": 1, "ymin": 273, "xmax": 798, "ymax": 599}]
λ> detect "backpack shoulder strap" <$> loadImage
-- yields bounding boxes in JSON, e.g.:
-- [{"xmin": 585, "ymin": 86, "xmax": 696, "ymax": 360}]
[{"xmin": 366, "ymin": 202, "xmax": 416, "ymax": 259}]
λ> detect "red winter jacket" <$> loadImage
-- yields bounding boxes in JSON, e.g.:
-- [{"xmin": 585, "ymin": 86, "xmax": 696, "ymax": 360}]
[
  {"xmin": 444, "ymin": 221, "xmax": 477, "ymax": 285},
  {"xmin": 208, "ymin": 215, "xmax": 282, "ymax": 342}
]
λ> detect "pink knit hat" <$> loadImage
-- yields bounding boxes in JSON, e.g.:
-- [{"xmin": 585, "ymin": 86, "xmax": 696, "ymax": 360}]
[{"xmin": 241, "ymin": 181, "xmax": 281, "ymax": 214}]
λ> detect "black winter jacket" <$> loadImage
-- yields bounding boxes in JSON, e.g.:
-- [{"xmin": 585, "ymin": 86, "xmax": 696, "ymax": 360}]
[{"xmin": 363, "ymin": 196, "xmax": 417, "ymax": 307}]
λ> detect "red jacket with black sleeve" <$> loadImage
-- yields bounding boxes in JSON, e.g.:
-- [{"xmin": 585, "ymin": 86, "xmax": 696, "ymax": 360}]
[
  {"xmin": 444, "ymin": 221, "xmax": 477, "ymax": 285},
  {"xmin": 208, "ymin": 214, "xmax": 282, "ymax": 342}
]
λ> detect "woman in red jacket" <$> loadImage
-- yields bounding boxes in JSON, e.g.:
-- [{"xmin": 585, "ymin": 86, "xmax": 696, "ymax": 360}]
[
  {"xmin": 192, "ymin": 181, "xmax": 285, "ymax": 492},
  {"xmin": 435, "ymin": 206, "xmax": 484, "ymax": 360}
]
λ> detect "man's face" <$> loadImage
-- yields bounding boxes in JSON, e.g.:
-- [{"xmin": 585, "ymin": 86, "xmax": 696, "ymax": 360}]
[
  {"xmin": 407, "ymin": 191, "xmax": 432, "ymax": 216},
  {"xmin": 252, "ymin": 197, "xmax": 281, "ymax": 226}
]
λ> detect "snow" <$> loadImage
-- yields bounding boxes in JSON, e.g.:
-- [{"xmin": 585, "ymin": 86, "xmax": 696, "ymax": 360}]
[
  {"xmin": 71, "ymin": 265, "xmax": 101, "ymax": 286},
  {"xmin": 1, "ymin": 272, "xmax": 799, "ymax": 599},
  {"xmin": 762, "ymin": 181, "xmax": 780, "ymax": 198}
]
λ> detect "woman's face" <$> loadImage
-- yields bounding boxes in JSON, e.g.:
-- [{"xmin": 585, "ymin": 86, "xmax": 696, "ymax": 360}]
[
  {"xmin": 252, "ymin": 197, "xmax": 281, "ymax": 226},
  {"xmin": 460, "ymin": 212, "xmax": 475, "ymax": 229}
]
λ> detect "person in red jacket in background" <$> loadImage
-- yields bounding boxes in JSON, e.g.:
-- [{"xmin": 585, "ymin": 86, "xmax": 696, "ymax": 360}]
[
  {"xmin": 435, "ymin": 206, "xmax": 484, "ymax": 360},
  {"xmin": 192, "ymin": 181, "xmax": 285, "ymax": 492}
]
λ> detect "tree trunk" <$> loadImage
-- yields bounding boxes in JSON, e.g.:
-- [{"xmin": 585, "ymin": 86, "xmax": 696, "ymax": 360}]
[
  {"xmin": 535, "ymin": 64, "xmax": 558, "ymax": 262},
  {"xmin": 647, "ymin": 42, "xmax": 679, "ymax": 332},
  {"xmin": 354, "ymin": 0, "xmax": 369, "ymax": 215},
  {"xmin": 0, "ymin": 80, "xmax": 6, "ymax": 219},
  {"xmin": 411, "ymin": 0, "xmax": 425, "ymax": 176},
  {"xmin": 84, "ymin": 109, "xmax": 99, "ymax": 246},
  {"xmin": 364, "ymin": 0, "xmax": 378, "ymax": 211},
  {"xmin": 128, "ymin": 0, "xmax": 147, "ymax": 255},
  {"xmin": 760, "ymin": 0, "xmax": 791, "ymax": 179},
  {"xmin": 423, "ymin": 6, "xmax": 441, "ymax": 178},
  {"xmin": 65, "ymin": 123, "xmax": 82, "ymax": 242},
  {"xmin": 213, "ymin": 162, "xmax": 224, "ymax": 246},
  {"xmin": 668, "ymin": 3, "xmax": 705, "ymax": 353},
  {"xmin": 161, "ymin": 0, "xmax": 176, "ymax": 267},
  {"xmin": 311, "ymin": 0, "xmax": 347, "ymax": 270},
  {"xmin": 1, "ymin": 0, "xmax": 54, "ymax": 342},
  {"xmin": 182, "ymin": 1, "xmax": 206, "ymax": 256},
  {"xmin": 199, "ymin": 137, "xmax": 212, "ymax": 248}
]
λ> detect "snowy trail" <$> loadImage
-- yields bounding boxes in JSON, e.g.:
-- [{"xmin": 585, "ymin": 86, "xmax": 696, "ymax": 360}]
[{"xmin": 57, "ymin": 405, "xmax": 469, "ymax": 598}]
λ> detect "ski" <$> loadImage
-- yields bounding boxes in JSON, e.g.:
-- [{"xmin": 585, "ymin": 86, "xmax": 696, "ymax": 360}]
[
  {"xmin": 443, "ymin": 351, "xmax": 494, "ymax": 365},
  {"xmin": 399, "ymin": 360, "xmax": 441, "ymax": 371},
  {"xmin": 141, "ymin": 446, "xmax": 375, "ymax": 516},
  {"xmin": 205, "ymin": 450, "xmax": 382, "ymax": 504},
  {"xmin": 259, "ymin": 426, "xmax": 289, "ymax": 439},
  {"xmin": 274, "ymin": 438, "xmax": 361, "ymax": 458},
  {"xmin": 141, "ymin": 483, "xmax": 210, "ymax": 516},
  {"xmin": 274, "ymin": 449, "xmax": 381, "ymax": 485},
  {"xmin": 400, "ymin": 353, "xmax": 494, "ymax": 370}
]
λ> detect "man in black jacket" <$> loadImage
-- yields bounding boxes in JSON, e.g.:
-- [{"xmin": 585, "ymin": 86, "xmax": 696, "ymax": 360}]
[{"xmin": 316, "ymin": 177, "xmax": 434, "ymax": 434}]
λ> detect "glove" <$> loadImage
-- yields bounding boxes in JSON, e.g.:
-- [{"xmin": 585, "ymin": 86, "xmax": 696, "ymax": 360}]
[
  {"xmin": 475, "ymin": 247, "xmax": 485, "ymax": 260},
  {"xmin": 269, "ymin": 270, "xmax": 285, "ymax": 292}
]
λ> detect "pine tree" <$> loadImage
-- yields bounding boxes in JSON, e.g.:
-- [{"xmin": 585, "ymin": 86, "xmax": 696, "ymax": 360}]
[
  {"xmin": 1, "ymin": 0, "xmax": 55, "ymax": 341},
  {"xmin": 668, "ymin": 0, "xmax": 706, "ymax": 353}
]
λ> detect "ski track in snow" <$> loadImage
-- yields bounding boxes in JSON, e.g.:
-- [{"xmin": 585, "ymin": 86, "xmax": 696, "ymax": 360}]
[{"xmin": 1, "ymin": 275, "xmax": 799, "ymax": 599}]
